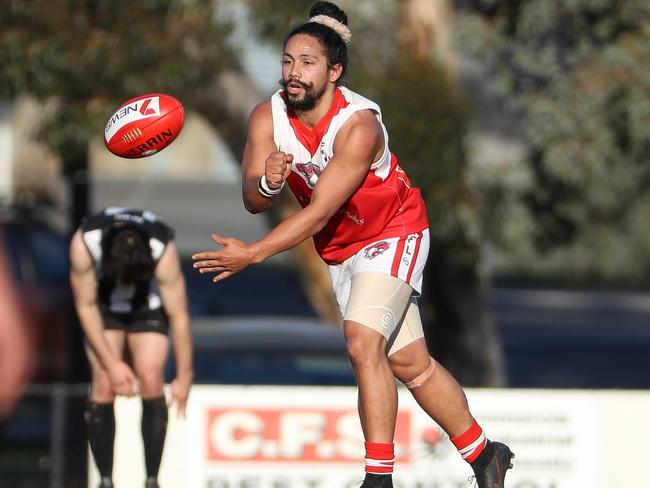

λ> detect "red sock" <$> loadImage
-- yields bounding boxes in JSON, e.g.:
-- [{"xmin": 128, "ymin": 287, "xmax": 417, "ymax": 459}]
[
  {"xmin": 364, "ymin": 442, "xmax": 395, "ymax": 474},
  {"xmin": 450, "ymin": 420, "xmax": 487, "ymax": 463}
]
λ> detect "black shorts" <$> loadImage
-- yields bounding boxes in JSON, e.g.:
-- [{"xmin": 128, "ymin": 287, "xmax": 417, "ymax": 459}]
[{"xmin": 102, "ymin": 307, "xmax": 169, "ymax": 335}]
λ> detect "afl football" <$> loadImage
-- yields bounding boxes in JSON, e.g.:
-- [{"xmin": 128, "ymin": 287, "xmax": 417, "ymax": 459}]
[{"xmin": 104, "ymin": 93, "xmax": 185, "ymax": 158}]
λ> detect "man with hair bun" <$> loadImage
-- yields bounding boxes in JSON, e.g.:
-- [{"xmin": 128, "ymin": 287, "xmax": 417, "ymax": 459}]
[
  {"xmin": 70, "ymin": 208, "xmax": 193, "ymax": 488},
  {"xmin": 193, "ymin": 2, "xmax": 513, "ymax": 487}
]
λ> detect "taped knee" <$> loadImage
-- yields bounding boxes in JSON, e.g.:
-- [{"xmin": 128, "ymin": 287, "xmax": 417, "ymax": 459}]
[{"xmin": 405, "ymin": 357, "xmax": 436, "ymax": 389}]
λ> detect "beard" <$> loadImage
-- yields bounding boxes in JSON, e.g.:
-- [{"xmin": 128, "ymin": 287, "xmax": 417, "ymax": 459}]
[{"xmin": 279, "ymin": 77, "xmax": 326, "ymax": 111}]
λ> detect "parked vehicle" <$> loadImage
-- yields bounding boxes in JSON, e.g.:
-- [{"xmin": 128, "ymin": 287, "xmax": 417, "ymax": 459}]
[
  {"xmin": 0, "ymin": 206, "xmax": 76, "ymax": 383},
  {"xmin": 0, "ymin": 206, "xmax": 85, "ymax": 488},
  {"xmin": 492, "ymin": 286, "xmax": 650, "ymax": 388},
  {"xmin": 168, "ymin": 315, "xmax": 356, "ymax": 386}
]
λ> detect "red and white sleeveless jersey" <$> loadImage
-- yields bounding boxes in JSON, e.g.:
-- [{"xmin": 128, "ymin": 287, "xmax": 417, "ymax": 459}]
[{"xmin": 271, "ymin": 86, "xmax": 429, "ymax": 264}]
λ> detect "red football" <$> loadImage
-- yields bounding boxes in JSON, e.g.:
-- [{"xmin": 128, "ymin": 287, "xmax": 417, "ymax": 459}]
[{"xmin": 104, "ymin": 93, "xmax": 185, "ymax": 159}]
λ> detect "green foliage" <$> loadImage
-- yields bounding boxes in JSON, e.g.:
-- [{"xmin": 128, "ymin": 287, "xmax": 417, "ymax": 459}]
[
  {"xmin": 247, "ymin": 0, "xmax": 399, "ymax": 83},
  {"xmin": 0, "ymin": 0, "xmax": 233, "ymax": 154},
  {"xmin": 355, "ymin": 55, "xmax": 480, "ymax": 268},
  {"xmin": 247, "ymin": 0, "xmax": 314, "ymax": 43},
  {"xmin": 457, "ymin": 0, "xmax": 650, "ymax": 284}
]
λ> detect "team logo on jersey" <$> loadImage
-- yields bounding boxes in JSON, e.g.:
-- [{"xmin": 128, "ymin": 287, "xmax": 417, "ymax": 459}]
[
  {"xmin": 364, "ymin": 241, "xmax": 390, "ymax": 260},
  {"xmin": 295, "ymin": 161, "xmax": 322, "ymax": 188},
  {"xmin": 318, "ymin": 141, "xmax": 331, "ymax": 164}
]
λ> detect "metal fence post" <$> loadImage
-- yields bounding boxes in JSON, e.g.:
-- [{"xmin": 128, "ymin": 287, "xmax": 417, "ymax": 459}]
[{"xmin": 50, "ymin": 384, "xmax": 66, "ymax": 488}]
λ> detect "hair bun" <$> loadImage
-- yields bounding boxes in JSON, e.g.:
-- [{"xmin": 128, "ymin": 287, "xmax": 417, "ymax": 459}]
[
  {"xmin": 309, "ymin": 1, "xmax": 348, "ymax": 26},
  {"xmin": 308, "ymin": 2, "xmax": 351, "ymax": 43}
]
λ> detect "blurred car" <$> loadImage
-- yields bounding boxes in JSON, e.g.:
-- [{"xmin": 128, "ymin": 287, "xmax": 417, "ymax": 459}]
[
  {"xmin": 167, "ymin": 316, "xmax": 356, "ymax": 386},
  {"xmin": 492, "ymin": 286, "xmax": 650, "ymax": 388},
  {"xmin": 0, "ymin": 206, "xmax": 85, "ymax": 488},
  {"xmin": 0, "ymin": 206, "xmax": 75, "ymax": 383}
]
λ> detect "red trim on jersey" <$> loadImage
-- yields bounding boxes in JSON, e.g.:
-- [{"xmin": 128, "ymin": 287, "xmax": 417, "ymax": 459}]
[
  {"xmin": 285, "ymin": 88, "xmax": 349, "ymax": 155},
  {"xmin": 391, "ymin": 237, "xmax": 406, "ymax": 277},
  {"xmin": 405, "ymin": 232, "xmax": 423, "ymax": 283},
  {"xmin": 278, "ymin": 88, "xmax": 429, "ymax": 264}
]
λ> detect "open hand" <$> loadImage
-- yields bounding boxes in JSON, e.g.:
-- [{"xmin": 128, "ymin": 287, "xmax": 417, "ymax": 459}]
[{"xmin": 192, "ymin": 234, "xmax": 257, "ymax": 282}]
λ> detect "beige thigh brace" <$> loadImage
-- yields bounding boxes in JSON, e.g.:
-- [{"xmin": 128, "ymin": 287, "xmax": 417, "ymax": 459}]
[{"xmin": 344, "ymin": 272, "xmax": 425, "ymax": 356}]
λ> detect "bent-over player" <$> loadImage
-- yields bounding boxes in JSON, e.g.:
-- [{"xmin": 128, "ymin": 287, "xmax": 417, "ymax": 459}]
[{"xmin": 70, "ymin": 208, "xmax": 193, "ymax": 488}]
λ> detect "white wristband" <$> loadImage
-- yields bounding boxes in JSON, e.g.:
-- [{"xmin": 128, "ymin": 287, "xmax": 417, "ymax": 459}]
[{"xmin": 258, "ymin": 174, "xmax": 285, "ymax": 197}]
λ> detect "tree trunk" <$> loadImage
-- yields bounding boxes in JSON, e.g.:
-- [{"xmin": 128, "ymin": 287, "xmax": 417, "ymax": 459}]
[
  {"xmin": 396, "ymin": 0, "xmax": 457, "ymax": 78},
  {"xmin": 396, "ymin": 0, "xmax": 505, "ymax": 386},
  {"xmin": 424, "ymin": 249, "xmax": 505, "ymax": 386},
  {"xmin": 62, "ymin": 142, "xmax": 91, "ymax": 382}
]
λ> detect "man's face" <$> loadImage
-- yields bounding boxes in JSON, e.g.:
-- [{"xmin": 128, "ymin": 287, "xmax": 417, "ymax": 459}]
[{"xmin": 280, "ymin": 34, "xmax": 334, "ymax": 111}]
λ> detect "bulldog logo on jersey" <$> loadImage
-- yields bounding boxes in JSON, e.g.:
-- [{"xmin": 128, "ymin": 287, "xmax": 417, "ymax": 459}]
[
  {"xmin": 295, "ymin": 161, "xmax": 322, "ymax": 188},
  {"xmin": 364, "ymin": 241, "xmax": 390, "ymax": 260}
]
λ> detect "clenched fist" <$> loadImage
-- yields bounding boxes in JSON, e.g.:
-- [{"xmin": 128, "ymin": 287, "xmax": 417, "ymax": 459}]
[{"xmin": 264, "ymin": 151, "xmax": 294, "ymax": 190}]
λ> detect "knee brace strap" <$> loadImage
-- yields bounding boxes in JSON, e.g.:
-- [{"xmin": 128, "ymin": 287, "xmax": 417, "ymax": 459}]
[{"xmin": 405, "ymin": 357, "xmax": 436, "ymax": 389}]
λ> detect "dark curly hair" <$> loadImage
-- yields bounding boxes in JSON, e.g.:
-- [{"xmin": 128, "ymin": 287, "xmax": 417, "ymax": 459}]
[
  {"xmin": 99, "ymin": 224, "xmax": 154, "ymax": 309},
  {"xmin": 102, "ymin": 226, "xmax": 153, "ymax": 283}
]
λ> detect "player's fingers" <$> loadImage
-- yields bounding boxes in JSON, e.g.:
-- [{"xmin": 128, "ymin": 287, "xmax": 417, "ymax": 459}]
[
  {"xmin": 199, "ymin": 266, "xmax": 227, "ymax": 274},
  {"xmin": 211, "ymin": 233, "xmax": 229, "ymax": 245},
  {"xmin": 192, "ymin": 251, "xmax": 219, "ymax": 260},
  {"xmin": 268, "ymin": 150, "xmax": 284, "ymax": 159},
  {"xmin": 114, "ymin": 379, "xmax": 128, "ymax": 396},
  {"xmin": 124, "ymin": 379, "xmax": 137, "ymax": 396},
  {"xmin": 177, "ymin": 400, "xmax": 187, "ymax": 418},
  {"xmin": 213, "ymin": 271, "xmax": 234, "ymax": 283},
  {"xmin": 283, "ymin": 164, "xmax": 293, "ymax": 179},
  {"xmin": 193, "ymin": 259, "xmax": 211, "ymax": 269},
  {"xmin": 193, "ymin": 258, "xmax": 225, "ymax": 269},
  {"xmin": 286, "ymin": 153, "xmax": 294, "ymax": 163}
]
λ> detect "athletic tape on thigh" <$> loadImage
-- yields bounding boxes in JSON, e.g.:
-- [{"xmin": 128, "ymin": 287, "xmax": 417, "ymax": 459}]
[
  {"xmin": 343, "ymin": 272, "xmax": 413, "ymax": 339},
  {"xmin": 386, "ymin": 298, "xmax": 424, "ymax": 356},
  {"xmin": 405, "ymin": 357, "xmax": 436, "ymax": 389}
]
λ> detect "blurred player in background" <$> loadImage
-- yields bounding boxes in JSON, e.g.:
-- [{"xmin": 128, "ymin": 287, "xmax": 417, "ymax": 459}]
[
  {"xmin": 192, "ymin": 2, "xmax": 513, "ymax": 487},
  {"xmin": 70, "ymin": 208, "xmax": 193, "ymax": 488}
]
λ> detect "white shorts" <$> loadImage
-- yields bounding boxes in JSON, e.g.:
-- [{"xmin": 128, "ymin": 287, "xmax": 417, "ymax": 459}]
[
  {"xmin": 329, "ymin": 229, "xmax": 430, "ymax": 310},
  {"xmin": 328, "ymin": 230, "xmax": 429, "ymax": 355}
]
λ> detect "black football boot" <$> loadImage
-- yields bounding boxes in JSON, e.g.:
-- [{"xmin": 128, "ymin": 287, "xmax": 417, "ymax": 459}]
[
  {"xmin": 470, "ymin": 441, "xmax": 514, "ymax": 488},
  {"xmin": 144, "ymin": 476, "xmax": 160, "ymax": 488},
  {"xmin": 97, "ymin": 477, "xmax": 113, "ymax": 488},
  {"xmin": 360, "ymin": 473, "xmax": 393, "ymax": 488}
]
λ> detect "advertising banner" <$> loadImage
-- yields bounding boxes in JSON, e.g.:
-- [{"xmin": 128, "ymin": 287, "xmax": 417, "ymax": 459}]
[
  {"xmin": 91, "ymin": 386, "xmax": 642, "ymax": 488},
  {"xmin": 187, "ymin": 387, "xmax": 594, "ymax": 488}
]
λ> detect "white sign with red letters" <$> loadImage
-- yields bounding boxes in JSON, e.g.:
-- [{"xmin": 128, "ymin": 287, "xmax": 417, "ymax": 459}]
[{"xmin": 90, "ymin": 386, "xmax": 638, "ymax": 488}]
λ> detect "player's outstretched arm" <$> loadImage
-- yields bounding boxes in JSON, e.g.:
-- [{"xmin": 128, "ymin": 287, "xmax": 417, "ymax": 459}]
[
  {"xmin": 241, "ymin": 101, "xmax": 291, "ymax": 214},
  {"xmin": 156, "ymin": 241, "xmax": 193, "ymax": 417},
  {"xmin": 69, "ymin": 231, "xmax": 138, "ymax": 397},
  {"xmin": 193, "ymin": 110, "xmax": 383, "ymax": 282}
]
